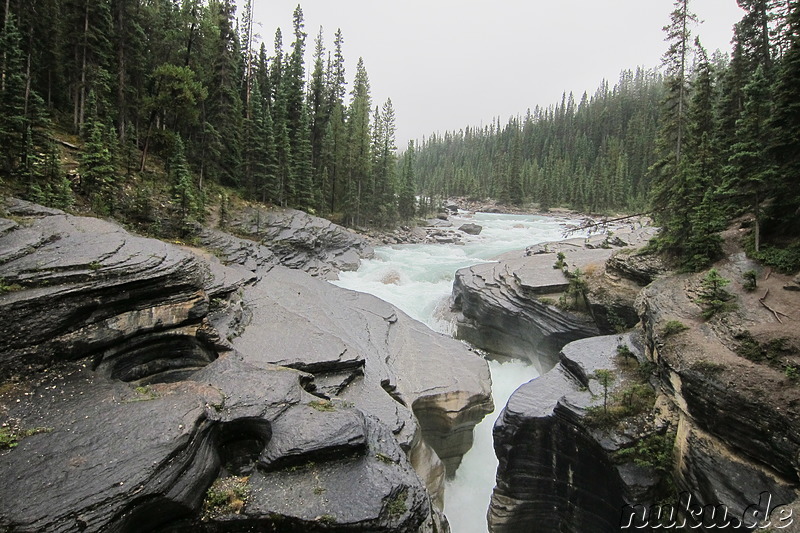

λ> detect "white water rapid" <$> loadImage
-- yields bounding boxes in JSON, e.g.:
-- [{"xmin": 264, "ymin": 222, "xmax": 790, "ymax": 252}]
[{"xmin": 333, "ymin": 212, "xmax": 579, "ymax": 533}]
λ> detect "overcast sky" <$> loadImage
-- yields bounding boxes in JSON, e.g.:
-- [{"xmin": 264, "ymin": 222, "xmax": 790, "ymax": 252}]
[{"xmin": 250, "ymin": 1, "xmax": 744, "ymax": 147}]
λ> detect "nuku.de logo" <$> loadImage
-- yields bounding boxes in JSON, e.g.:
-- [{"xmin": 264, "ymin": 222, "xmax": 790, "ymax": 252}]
[{"xmin": 620, "ymin": 491, "xmax": 794, "ymax": 529}]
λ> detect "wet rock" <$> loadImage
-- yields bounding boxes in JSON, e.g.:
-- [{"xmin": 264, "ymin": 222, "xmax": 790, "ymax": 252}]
[
  {"xmin": 489, "ymin": 333, "xmax": 660, "ymax": 533},
  {"xmin": 458, "ymin": 223, "xmax": 482, "ymax": 235},
  {"xmin": 223, "ymin": 206, "xmax": 373, "ymax": 279},
  {"xmin": 0, "ymin": 201, "xmax": 492, "ymax": 532},
  {"xmin": 0, "ymin": 213, "xmax": 212, "ymax": 382},
  {"xmin": 451, "ymin": 226, "xmax": 658, "ymax": 369}
]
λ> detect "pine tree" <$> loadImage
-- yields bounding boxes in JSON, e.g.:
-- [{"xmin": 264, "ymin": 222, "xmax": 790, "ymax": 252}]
[
  {"xmin": 0, "ymin": 14, "xmax": 27, "ymax": 173},
  {"xmin": 649, "ymin": 0, "xmax": 698, "ymax": 260},
  {"xmin": 398, "ymin": 141, "xmax": 416, "ymax": 220},
  {"xmin": 723, "ymin": 64, "xmax": 775, "ymax": 252},
  {"xmin": 768, "ymin": 1, "xmax": 800, "ymax": 235},
  {"xmin": 345, "ymin": 57, "xmax": 372, "ymax": 226},
  {"xmin": 80, "ymin": 100, "xmax": 117, "ymax": 214},
  {"xmin": 170, "ymin": 135, "xmax": 199, "ymax": 231}
]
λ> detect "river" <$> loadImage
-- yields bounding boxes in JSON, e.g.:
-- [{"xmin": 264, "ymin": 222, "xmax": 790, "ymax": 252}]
[{"xmin": 333, "ymin": 212, "xmax": 580, "ymax": 533}]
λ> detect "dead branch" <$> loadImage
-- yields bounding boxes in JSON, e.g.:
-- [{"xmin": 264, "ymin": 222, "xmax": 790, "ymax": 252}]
[
  {"xmin": 562, "ymin": 211, "xmax": 654, "ymax": 237},
  {"xmin": 759, "ymin": 288, "xmax": 791, "ymax": 323}
]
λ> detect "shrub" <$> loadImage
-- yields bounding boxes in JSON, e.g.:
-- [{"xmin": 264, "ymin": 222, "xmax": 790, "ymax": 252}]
[
  {"xmin": 742, "ymin": 270, "xmax": 758, "ymax": 291},
  {"xmin": 695, "ymin": 269, "xmax": 735, "ymax": 319},
  {"xmin": 553, "ymin": 251, "xmax": 566, "ymax": 270},
  {"xmin": 661, "ymin": 320, "xmax": 689, "ymax": 337}
]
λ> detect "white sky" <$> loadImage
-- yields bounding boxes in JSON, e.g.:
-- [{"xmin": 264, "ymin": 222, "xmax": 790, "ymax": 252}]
[{"xmin": 250, "ymin": 1, "xmax": 744, "ymax": 147}]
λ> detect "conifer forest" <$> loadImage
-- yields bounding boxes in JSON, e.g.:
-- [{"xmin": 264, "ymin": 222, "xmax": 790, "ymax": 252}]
[{"xmin": 1, "ymin": 0, "xmax": 799, "ymax": 270}]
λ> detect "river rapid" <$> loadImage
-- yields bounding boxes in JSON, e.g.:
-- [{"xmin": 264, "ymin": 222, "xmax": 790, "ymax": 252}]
[{"xmin": 333, "ymin": 212, "xmax": 582, "ymax": 533}]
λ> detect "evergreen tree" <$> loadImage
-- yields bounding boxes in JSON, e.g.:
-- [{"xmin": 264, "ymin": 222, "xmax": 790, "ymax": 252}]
[
  {"xmin": 398, "ymin": 141, "xmax": 416, "ymax": 220},
  {"xmin": 170, "ymin": 135, "xmax": 199, "ymax": 230},
  {"xmin": 80, "ymin": 101, "xmax": 117, "ymax": 214},
  {"xmin": 0, "ymin": 14, "xmax": 27, "ymax": 174},
  {"xmin": 722, "ymin": 64, "xmax": 775, "ymax": 252},
  {"xmin": 768, "ymin": 1, "xmax": 800, "ymax": 235}
]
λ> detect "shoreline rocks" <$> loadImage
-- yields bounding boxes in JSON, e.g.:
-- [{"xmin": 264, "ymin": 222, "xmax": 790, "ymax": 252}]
[{"xmin": 0, "ymin": 199, "xmax": 492, "ymax": 532}]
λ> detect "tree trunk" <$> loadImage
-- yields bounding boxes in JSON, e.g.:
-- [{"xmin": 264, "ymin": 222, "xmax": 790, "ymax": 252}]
[{"xmin": 78, "ymin": 0, "xmax": 89, "ymax": 130}]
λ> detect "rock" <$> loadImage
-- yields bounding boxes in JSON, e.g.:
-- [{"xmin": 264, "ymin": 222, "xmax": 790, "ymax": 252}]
[
  {"xmin": 445, "ymin": 204, "xmax": 459, "ymax": 213},
  {"xmin": 458, "ymin": 223, "xmax": 482, "ymax": 235},
  {"xmin": 451, "ymin": 226, "xmax": 659, "ymax": 369},
  {"xmin": 436, "ymin": 212, "xmax": 449, "ymax": 221},
  {"xmin": 637, "ymin": 266, "xmax": 800, "ymax": 529},
  {"xmin": 451, "ymin": 256, "xmax": 600, "ymax": 372},
  {"xmin": 0, "ymin": 201, "xmax": 493, "ymax": 532},
  {"xmin": 0, "ymin": 213, "xmax": 212, "ymax": 382},
  {"xmin": 606, "ymin": 250, "xmax": 667, "ymax": 286},
  {"xmin": 224, "ymin": 206, "xmax": 373, "ymax": 279},
  {"xmin": 489, "ymin": 333, "xmax": 661, "ymax": 533},
  {"xmin": 426, "ymin": 218, "xmax": 452, "ymax": 228}
]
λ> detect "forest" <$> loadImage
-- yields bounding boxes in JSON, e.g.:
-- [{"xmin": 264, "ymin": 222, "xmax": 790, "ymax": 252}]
[
  {"xmin": 1, "ymin": 0, "xmax": 799, "ymax": 271},
  {"xmin": 0, "ymin": 0, "xmax": 413, "ymax": 229},
  {"xmin": 408, "ymin": 0, "xmax": 800, "ymax": 271}
]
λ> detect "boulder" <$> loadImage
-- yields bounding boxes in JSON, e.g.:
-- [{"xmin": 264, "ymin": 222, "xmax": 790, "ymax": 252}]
[
  {"xmin": 218, "ymin": 206, "xmax": 373, "ymax": 279},
  {"xmin": 458, "ymin": 223, "xmax": 482, "ymax": 235},
  {"xmin": 0, "ymin": 201, "xmax": 493, "ymax": 532}
]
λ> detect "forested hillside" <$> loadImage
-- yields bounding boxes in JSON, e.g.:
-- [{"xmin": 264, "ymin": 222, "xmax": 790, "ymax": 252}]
[
  {"xmin": 0, "ymin": 0, "xmax": 410, "ymax": 229},
  {"xmin": 409, "ymin": 0, "xmax": 800, "ymax": 271},
  {"xmin": 410, "ymin": 69, "xmax": 664, "ymax": 213}
]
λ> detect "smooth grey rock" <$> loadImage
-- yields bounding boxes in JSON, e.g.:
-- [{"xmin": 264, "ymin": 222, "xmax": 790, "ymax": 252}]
[
  {"xmin": 0, "ymin": 214, "xmax": 211, "ymax": 382},
  {"xmin": 0, "ymin": 202, "xmax": 491, "ymax": 532},
  {"xmin": 489, "ymin": 333, "xmax": 658, "ymax": 533},
  {"xmin": 458, "ymin": 223, "xmax": 482, "ymax": 235},
  {"xmin": 224, "ymin": 206, "xmax": 373, "ymax": 279}
]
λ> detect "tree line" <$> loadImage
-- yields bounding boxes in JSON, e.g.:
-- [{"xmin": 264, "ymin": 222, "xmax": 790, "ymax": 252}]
[
  {"xmin": 406, "ymin": 68, "xmax": 664, "ymax": 214},
  {"xmin": 406, "ymin": 0, "xmax": 800, "ymax": 271},
  {"xmin": 0, "ymin": 0, "xmax": 414, "ymax": 229}
]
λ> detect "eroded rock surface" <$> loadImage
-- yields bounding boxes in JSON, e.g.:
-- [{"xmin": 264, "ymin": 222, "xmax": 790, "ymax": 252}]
[
  {"xmin": 212, "ymin": 205, "xmax": 374, "ymax": 279},
  {"xmin": 489, "ymin": 333, "xmax": 661, "ymax": 532},
  {"xmin": 0, "ymin": 199, "xmax": 492, "ymax": 532},
  {"xmin": 450, "ymin": 226, "xmax": 657, "ymax": 371}
]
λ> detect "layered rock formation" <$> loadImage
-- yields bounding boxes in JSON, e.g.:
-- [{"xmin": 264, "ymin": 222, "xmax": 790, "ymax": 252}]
[
  {"xmin": 0, "ymin": 198, "xmax": 492, "ymax": 532},
  {"xmin": 210, "ymin": 205, "xmax": 374, "ymax": 279},
  {"xmin": 450, "ymin": 226, "xmax": 658, "ymax": 372},
  {"xmin": 488, "ymin": 332, "xmax": 666, "ymax": 532},
  {"xmin": 637, "ymin": 255, "xmax": 800, "ymax": 529},
  {"xmin": 481, "ymin": 222, "xmax": 800, "ymax": 532}
]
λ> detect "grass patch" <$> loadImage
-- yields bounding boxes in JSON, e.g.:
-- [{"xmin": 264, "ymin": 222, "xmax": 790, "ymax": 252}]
[{"xmin": 202, "ymin": 476, "xmax": 249, "ymax": 520}]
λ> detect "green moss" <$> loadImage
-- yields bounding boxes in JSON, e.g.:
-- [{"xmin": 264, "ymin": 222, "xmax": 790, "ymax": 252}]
[
  {"xmin": 375, "ymin": 452, "xmax": 396, "ymax": 464},
  {"xmin": 0, "ymin": 278, "xmax": 24, "ymax": 295},
  {"xmin": 308, "ymin": 399, "xmax": 336, "ymax": 412},
  {"xmin": 316, "ymin": 514, "xmax": 336, "ymax": 525},
  {"xmin": 387, "ymin": 488, "xmax": 408, "ymax": 517},
  {"xmin": 0, "ymin": 426, "xmax": 53, "ymax": 449},
  {"xmin": 202, "ymin": 476, "xmax": 249, "ymax": 520}
]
